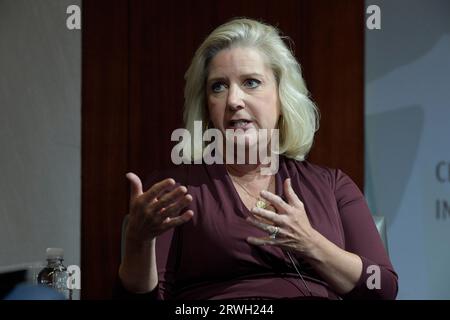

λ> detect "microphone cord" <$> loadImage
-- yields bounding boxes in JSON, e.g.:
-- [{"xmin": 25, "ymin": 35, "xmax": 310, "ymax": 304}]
[{"xmin": 286, "ymin": 250, "xmax": 313, "ymax": 297}]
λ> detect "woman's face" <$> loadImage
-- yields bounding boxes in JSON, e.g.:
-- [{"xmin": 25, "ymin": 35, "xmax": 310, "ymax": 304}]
[{"xmin": 206, "ymin": 47, "xmax": 280, "ymax": 148}]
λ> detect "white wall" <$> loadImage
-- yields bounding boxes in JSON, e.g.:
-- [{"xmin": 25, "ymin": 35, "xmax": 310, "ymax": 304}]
[
  {"xmin": 365, "ymin": 0, "xmax": 450, "ymax": 299},
  {"xmin": 0, "ymin": 0, "xmax": 81, "ymax": 270}
]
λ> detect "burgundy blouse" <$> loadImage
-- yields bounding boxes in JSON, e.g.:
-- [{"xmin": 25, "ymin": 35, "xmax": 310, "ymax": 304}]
[{"xmin": 118, "ymin": 156, "xmax": 398, "ymax": 300}]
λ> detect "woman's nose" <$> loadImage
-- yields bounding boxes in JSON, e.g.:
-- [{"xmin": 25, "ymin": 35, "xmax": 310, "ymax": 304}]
[{"xmin": 226, "ymin": 84, "xmax": 244, "ymax": 111}]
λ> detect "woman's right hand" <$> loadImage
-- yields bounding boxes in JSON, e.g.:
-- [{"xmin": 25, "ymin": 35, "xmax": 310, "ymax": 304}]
[{"xmin": 124, "ymin": 172, "xmax": 194, "ymax": 247}]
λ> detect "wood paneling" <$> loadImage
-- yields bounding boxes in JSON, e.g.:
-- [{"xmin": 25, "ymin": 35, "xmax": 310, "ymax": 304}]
[
  {"xmin": 300, "ymin": 0, "xmax": 365, "ymax": 187},
  {"xmin": 81, "ymin": 0, "xmax": 129, "ymax": 299},
  {"xmin": 82, "ymin": 0, "xmax": 364, "ymax": 299}
]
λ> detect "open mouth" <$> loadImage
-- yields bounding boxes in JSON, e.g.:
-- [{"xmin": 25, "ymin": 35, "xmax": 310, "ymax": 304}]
[{"xmin": 226, "ymin": 119, "xmax": 254, "ymax": 131}]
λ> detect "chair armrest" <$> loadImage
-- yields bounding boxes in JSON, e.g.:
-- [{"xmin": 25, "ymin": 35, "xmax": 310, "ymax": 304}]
[{"xmin": 372, "ymin": 215, "xmax": 389, "ymax": 255}]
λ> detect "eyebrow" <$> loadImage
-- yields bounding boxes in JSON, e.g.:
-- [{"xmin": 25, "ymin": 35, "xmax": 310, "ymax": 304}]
[{"xmin": 207, "ymin": 73, "xmax": 265, "ymax": 84}]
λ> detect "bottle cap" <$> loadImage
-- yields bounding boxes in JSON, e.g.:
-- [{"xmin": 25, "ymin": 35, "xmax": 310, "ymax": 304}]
[{"xmin": 46, "ymin": 248, "xmax": 64, "ymax": 260}]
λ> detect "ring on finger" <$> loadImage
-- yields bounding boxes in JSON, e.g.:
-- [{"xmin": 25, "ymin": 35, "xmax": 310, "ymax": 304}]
[{"xmin": 268, "ymin": 225, "xmax": 280, "ymax": 239}]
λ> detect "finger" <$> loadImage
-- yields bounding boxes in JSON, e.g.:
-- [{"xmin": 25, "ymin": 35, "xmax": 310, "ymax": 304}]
[
  {"xmin": 284, "ymin": 178, "xmax": 303, "ymax": 207},
  {"xmin": 250, "ymin": 207, "xmax": 286, "ymax": 226},
  {"xmin": 246, "ymin": 236, "xmax": 278, "ymax": 247},
  {"xmin": 141, "ymin": 178, "xmax": 176, "ymax": 203},
  {"xmin": 259, "ymin": 190, "xmax": 291, "ymax": 213},
  {"xmin": 160, "ymin": 194, "xmax": 193, "ymax": 219},
  {"xmin": 246, "ymin": 216, "xmax": 287, "ymax": 236},
  {"xmin": 126, "ymin": 172, "xmax": 143, "ymax": 202},
  {"xmin": 246, "ymin": 216, "xmax": 273, "ymax": 233},
  {"xmin": 150, "ymin": 186, "xmax": 188, "ymax": 213},
  {"xmin": 161, "ymin": 210, "xmax": 194, "ymax": 231}
]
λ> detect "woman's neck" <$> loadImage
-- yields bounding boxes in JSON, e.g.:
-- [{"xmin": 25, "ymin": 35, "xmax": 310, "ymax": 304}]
[
  {"xmin": 225, "ymin": 162, "xmax": 273, "ymax": 182},
  {"xmin": 222, "ymin": 141, "xmax": 276, "ymax": 181}
]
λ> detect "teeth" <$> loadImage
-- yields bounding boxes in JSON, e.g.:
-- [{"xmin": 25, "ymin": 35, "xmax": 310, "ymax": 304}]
[{"xmin": 230, "ymin": 120, "xmax": 250, "ymax": 128}]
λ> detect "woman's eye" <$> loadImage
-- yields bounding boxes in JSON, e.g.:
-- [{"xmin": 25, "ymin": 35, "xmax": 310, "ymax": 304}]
[
  {"xmin": 211, "ymin": 82, "xmax": 226, "ymax": 93},
  {"xmin": 244, "ymin": 79, "xmax": 261, "ymax": 89}
]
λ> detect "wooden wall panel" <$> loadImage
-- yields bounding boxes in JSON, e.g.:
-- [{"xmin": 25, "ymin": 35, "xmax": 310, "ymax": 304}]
[
  {"xmin": 300, "ymin": 0, "xmax": 365, "ymax": 187},
  {"xmin": 81, "ymin": 0, "xmax": 129, "ymax": 299}
]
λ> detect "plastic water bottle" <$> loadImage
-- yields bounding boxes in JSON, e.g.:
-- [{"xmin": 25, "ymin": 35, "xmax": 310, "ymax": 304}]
[{"xmin": 37, "ymin": 248, "xmax": 72, "ymax": 300}]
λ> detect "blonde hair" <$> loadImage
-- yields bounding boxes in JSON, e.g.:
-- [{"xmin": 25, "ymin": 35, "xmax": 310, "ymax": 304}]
[{"xmin": 183, "ymin": 18, "xmax": 319, "ymax": 161}]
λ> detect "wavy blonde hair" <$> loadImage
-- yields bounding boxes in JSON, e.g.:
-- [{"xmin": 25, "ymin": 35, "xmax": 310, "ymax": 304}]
[{"xmin": 183, "ymin": 18, "xmax": 319, "ymax": 161}]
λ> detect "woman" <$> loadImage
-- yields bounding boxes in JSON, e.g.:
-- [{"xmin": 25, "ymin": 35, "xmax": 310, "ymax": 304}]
[{"xmin": 117, "ymin": 18, "xmax": 398, "ymax": 300}]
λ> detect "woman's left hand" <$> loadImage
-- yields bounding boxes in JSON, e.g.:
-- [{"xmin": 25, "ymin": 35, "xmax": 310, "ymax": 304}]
[{"xmin": 246, "ymin": 178, "xmax": 318, "ymax": 257}]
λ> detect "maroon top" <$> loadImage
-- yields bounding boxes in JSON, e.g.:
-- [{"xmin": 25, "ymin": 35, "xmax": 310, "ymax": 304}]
[{"xmin": 118, "ymin": 156, "xmax": 398, "ymax": 300}]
